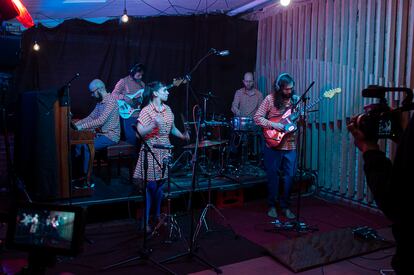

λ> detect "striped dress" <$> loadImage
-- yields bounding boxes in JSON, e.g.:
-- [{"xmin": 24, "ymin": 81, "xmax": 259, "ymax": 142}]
[{"xmin": 133, "ymin": 102, "xmax": 174, "ymax": 181}]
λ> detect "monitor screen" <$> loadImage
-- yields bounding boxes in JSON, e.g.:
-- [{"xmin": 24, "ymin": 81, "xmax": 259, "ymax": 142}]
[{"xmin": 7, "ymin": 203, "xmax": 84, "ymax": 256}]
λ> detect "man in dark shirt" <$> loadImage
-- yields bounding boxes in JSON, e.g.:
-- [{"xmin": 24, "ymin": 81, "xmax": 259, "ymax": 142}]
[{"xmin": 348, "ymin": 115, "xmax": 412, "ymax": 274}]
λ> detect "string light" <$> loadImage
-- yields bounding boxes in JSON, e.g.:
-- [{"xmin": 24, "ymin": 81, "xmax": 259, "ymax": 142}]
[
  {"xmin": 120, "ymin": 0, "xmax": 128, "ymax": 23},
  {"xmin": 33, "ymin": 41, "xmax": 40, "ymax": 51},
  {"xmin": 280, "ymin": 0, "xmax": 291, "ymax": 7}
]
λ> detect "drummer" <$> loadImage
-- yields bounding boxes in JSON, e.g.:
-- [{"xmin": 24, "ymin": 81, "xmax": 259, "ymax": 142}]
[{"xmin": 231, "ymin": 72, "xmax": 263, "ymax": 118}]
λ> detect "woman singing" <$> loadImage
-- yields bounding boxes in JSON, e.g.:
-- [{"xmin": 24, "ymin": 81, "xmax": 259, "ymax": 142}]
[{"xmin": 133, "ymin": 81, "xmax": 189, "ymax": 232}]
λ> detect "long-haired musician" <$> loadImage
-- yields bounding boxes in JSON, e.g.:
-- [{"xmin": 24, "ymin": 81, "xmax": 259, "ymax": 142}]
[{"xmin": 254, "ymin": 73, "xmax": 299, "ymax": 220}]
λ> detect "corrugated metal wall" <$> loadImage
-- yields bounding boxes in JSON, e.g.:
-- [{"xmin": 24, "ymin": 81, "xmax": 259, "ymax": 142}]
[{"xmin": 249, "ymin": 0, "xmax": 414, "ymax": 206}]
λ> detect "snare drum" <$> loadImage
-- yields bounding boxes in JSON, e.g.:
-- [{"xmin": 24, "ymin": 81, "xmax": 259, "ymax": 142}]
[{"xmin": 231, "ymin": 116, "xmax": 258, "ymax": 132}]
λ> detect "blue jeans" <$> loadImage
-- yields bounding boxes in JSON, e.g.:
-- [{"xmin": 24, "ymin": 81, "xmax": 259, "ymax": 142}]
[
  {"xmin": 76, "ymin": 134, "xmax": 117, "ymax": 174},
  {"xmin": 122, "ymin": 117, "xmax": 138, "ymax": 145},
  {"xmin": 263, "ymin": 146, "xmax": 297, "ymax": 209},
  {"xmin": 146, "ymin": 180, "xmax": 164, "ymax": 224}
]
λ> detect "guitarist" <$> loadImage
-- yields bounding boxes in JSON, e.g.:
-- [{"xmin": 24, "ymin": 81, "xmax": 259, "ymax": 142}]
[
  {"xmin": 254, "ymin": 73, "xmax": 299, "ymax": 220},
  {"xmin": 112, "ymin": 63, "xmax": 146, "ymax": 145}
]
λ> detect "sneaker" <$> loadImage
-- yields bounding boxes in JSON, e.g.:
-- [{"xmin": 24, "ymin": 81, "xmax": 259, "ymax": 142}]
[
  {"xmin": 283, "ymin": 209, "xmax": 296, "ymax": 219},
  {"xmin": 267, "ymin": 207, "xmax": 278, "ymax": 218}
]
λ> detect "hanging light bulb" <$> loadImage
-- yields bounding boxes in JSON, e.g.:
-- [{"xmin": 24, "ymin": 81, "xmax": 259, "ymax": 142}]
[
  {"xmin": 121, "ymin": 10, "xmax": 129, "ymax": 23},
  {"xmin": 33, "ymin": 41, "xmax": 40, "ymax": 51},
  {"xmin": 280, "ymin": 0, "xmax": 291, "ymax": 7},
  {"xmin": 120, "ymin": 0, "xmax": 128, "ymax": 23}
]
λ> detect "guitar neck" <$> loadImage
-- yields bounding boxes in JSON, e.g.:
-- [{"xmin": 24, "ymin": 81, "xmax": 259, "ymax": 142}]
[{"xmin": 301, "ymin": 94, "xmax": 325, "ymax": 112}]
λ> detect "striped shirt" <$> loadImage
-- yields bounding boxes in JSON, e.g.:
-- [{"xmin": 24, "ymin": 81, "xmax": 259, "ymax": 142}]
[
  {"xmin": 231, "ymin": 88, "xmax": 263, "ymax": 117},
  {"xmin": 133, "ymin": 102, "xmax": 174, "ymax": 181},
  {"xmin": 75, "ymin": 93, "xmax": 121, "ymax": 143},
  {"xmin": 112, "ymin": 76, "xmax": 145, "ymax": 117},
  {"xmin": 254, "ymin": 94, "xmax": 298, "ymax": 150}
]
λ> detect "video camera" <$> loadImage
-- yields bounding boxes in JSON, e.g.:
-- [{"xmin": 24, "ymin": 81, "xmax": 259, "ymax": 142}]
[{"xmin": 350, "ymin": 85, "xmax": 414, "ymax": 140}]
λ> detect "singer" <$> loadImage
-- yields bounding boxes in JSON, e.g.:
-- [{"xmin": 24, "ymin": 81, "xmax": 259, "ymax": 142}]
[
  {"xmin": 254, "ymin": 73, "xmax": 299, "ymax": 220},
  {"xmin": 133, "ymin": 81, "xmax": 190, "ymax": 232}
]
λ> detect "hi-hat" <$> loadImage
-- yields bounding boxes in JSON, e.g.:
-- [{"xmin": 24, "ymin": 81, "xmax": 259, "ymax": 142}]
[{"xmin": 183, "ymin": 139, "xmax": 227, "ymax": 149}]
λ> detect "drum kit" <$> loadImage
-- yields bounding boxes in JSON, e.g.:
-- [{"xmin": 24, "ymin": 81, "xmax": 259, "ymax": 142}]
[{"xmin": 174, "ymin": 92, "xmax": 263, "ymax": 178}]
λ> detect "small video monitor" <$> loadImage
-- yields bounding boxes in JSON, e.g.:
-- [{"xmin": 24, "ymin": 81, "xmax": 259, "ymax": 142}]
[{"xmin": 6, "ymin": 203, "xmax": 85, "ymax": 256}]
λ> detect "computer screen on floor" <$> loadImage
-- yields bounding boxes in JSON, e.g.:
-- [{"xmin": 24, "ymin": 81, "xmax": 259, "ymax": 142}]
[{"xmin": 6, "ymin": 203, "xmax": 85, "ymax": 256}]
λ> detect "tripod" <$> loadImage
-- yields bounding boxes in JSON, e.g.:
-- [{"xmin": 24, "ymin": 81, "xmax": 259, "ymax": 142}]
[
  {"xmin": 160, "ymin": 105, "xmax": 222, "ymax": 274},
  {"xmin": 193, "ymin": 171, "xmax": 236, "ymax": 241},
  {"xmin": 271, "ymin": 81, "xmax": 318, "ymax": 234},
  {"xmin": 151, "ymin": 153, "xmax": 187, "ymax": 244},
  {"xmin": 102, "ymin": 130, "xmax": 176, "ymax": 274}
]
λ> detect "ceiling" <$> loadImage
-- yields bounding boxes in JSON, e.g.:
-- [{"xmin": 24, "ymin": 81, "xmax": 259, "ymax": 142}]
[{"xmin": 20, "ymin": 0, "xmax": 275, "ymax": 22}]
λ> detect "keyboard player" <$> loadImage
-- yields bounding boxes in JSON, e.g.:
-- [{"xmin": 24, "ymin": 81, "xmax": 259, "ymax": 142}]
[{"xmin": 73, "ymin": 79, "xmax": 121, "ymax": 177}]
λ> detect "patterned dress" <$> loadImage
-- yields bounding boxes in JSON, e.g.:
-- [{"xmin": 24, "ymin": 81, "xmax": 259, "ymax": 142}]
[{"xmin": 133, "ymin": 102, "xmax": 174, "ymax": 181}]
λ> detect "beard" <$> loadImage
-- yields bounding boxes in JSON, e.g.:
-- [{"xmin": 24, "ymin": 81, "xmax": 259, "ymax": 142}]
[
  {"xmin": 95, "ymin": 93, "xmax": 103, "ymax": 102},
  {"xmin": 282, "ymin": 93, "xmax": 292, "ymax": 99}
]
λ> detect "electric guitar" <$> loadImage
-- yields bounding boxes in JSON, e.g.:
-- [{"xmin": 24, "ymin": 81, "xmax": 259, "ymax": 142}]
[
  {"xmin": 117, "ymin": 78, "xmax": 187, "ymax": 119},
  {"xmin": 263, "ymin": 87, "xmax": 341, "ymax": 148}
]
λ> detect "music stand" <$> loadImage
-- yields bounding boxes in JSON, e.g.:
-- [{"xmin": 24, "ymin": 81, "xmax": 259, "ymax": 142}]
[
  {"xmin": 102, "ymin": 127, "xmax": 176, "ymax": 274},
  {"xmin": 271, "ymin": 82, "xmax": 318, "ymax": 234},
  {"xmin": 160, "ymin": 106, "xmax": 222, "ymax": 274}
]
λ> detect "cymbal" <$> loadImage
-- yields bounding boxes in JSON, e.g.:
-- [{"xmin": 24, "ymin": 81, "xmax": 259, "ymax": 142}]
[
  {"xmin": 183, "ymin": 139, "xmax": 228, "ymax": 149},
  {"xmin": 199, "ymin": 92, "xmax": 219, "ymax": 98}
]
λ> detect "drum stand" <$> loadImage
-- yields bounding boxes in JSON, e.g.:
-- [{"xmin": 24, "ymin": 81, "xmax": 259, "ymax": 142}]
[
  {"xmin": 233, "ymin": 131, "xmax": 262, "ymax": 177},
  {"xmin": 151, "ymin": 155, "xmax": 187, "ymax": 244}
]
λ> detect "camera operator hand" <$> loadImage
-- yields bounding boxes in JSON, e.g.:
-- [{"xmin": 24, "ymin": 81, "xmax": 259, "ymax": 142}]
[{"xmin": 347, "ymin": 121, "xmax": 380, "ymax": 153}]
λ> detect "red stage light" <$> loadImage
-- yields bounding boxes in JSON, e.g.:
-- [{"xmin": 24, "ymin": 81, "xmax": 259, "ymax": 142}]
[{"xmin": 6, "ymin": 0, "xmax": 34, "ymax": 28}]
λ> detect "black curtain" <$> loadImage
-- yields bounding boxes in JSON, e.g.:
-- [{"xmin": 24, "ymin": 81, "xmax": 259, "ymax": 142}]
[{"xmin": 15, "ymin": 15, "xmax": 258, "ymax": 123}]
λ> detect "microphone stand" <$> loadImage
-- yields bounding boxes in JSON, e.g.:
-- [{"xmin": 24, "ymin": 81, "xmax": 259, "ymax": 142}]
[
  {"xmin": 160, "ymin": 106, "xmax": 222, "ymax": 274},
  {"xmin": 185, "ymin": 48, "xmax": 218, "ymax": 121},
  {"xmin": 102, "ymin": 126, "xmax": 176, "ymax": 274},
  {"xmin": 272, "ymin": 81, "xmax": 318, "ymax": 234}
]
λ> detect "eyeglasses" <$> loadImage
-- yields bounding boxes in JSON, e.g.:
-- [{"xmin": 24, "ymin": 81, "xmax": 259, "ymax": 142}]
[{"xmin": 90, "ymin": 87, "xmax": 101, "ymax": 94}]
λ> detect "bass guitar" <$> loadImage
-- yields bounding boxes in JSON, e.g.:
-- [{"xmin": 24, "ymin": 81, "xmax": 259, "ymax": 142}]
[
  {"xmin": 263, "ymin": 87, "xmax": 341, "ymax": 148},
  {"xmin": 117, "ymin": 78, "xmax": 187, "ymax": 119}
]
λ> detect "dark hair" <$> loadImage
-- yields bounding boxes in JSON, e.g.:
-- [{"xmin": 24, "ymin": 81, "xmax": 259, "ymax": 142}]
[
  {"xmin": 141, "ymin": 81, "xmax": 165, "ymax": 109},
  {"xmin": 129, "ymin": 63, "xmax": 145, "ymax": 77},
  {"xmin": 273, "ymin": 73, "xmax": 295, "ymax": 109}
]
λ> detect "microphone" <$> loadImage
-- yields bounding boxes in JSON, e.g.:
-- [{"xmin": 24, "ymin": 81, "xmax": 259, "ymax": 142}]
[
  {"xmin": 211, "ymin": 48, "xmax": 230, "ymax": 56},
  {"xmin": 152, "ymin": 143, "xmax": 174, "ymax": 150}
]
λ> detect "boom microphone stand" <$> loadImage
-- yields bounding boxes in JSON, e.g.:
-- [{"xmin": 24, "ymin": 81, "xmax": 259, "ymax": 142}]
[
  {"xmin": 161, "ymin": 106, "xmax": 222, "ymax": 274},
  {"xmin": 272, "ymin": 82, "xmax": 318, "ymax": 234},
  {"xmin": 102, "ymin": 127, "xmax": 176, "ymax": 274}
]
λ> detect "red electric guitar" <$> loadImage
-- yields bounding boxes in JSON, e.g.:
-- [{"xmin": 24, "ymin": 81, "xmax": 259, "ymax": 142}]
[{"xmin": 263, "ymin": 87, "xmax": 341, "ymax": 148}]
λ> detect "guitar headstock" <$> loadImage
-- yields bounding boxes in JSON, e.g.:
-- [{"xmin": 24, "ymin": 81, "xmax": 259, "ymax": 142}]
[
  {"xmin": 172, "ymin": 78, "xmax": 187, "ymax": 87},
  {"xmin": 323, "ymin": 88, "xmax": 341, "ymax": 98}
]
